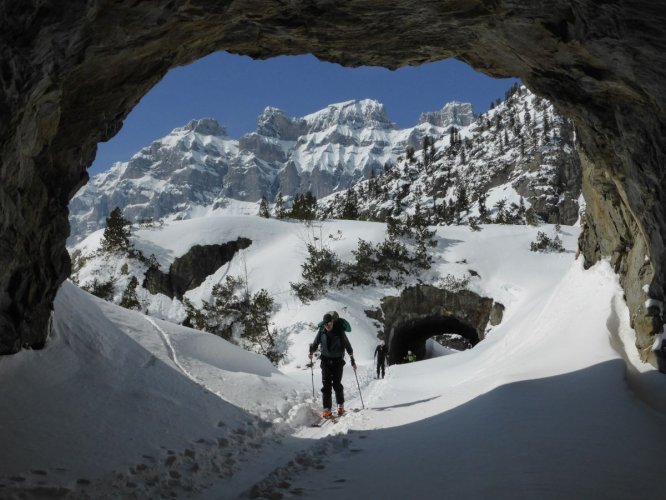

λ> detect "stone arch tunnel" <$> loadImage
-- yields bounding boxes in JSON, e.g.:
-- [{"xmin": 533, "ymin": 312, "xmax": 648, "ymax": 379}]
[
  {"xmin": 1, "ymin": 1, "xmax": 666, "ymax": 368},
  {"xmin": 388, "ymin": 314, "xmax": 481, "ymax": 365},
  {"xmin": 380, "ymin": 285, "xmax": 504, "ymax": 365}
]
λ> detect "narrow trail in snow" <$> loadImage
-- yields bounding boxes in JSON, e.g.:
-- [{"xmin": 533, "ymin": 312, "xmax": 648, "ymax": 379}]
[
  {"xmin": 239, "ymin": 366, "xmax": 384, "ymax": 497},
  {"xmin": 144, "ymin": 316, "xmax": 200, "ymax": 386}
]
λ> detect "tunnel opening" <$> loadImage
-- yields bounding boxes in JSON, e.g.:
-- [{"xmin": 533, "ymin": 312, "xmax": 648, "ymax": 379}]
[
  {"xmin": 6, "ymin": 1, "xmax": 658, "ymax": 369},
  {"xmin": 389, "ymin": 315, "xmax": 479, "ymax": 365}
]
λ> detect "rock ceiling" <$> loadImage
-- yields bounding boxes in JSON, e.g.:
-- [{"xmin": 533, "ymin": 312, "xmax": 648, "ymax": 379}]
[{"xmin": 1, "ymin": 1, "xmax": 664, "ymax": 365}]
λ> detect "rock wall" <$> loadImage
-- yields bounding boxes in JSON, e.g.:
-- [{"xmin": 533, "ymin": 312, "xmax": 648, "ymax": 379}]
[
  {"xmin": 143, "ymin": 238, "xmax": 252, "ymax": 299},
  {"xmin": 1, "ymin": 1, "xmax": 665, "ymax": 363}
]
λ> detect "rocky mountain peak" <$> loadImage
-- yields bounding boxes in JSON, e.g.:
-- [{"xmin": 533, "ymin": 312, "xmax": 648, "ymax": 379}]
[
  {"xmin": 255, "ymin": 107, "xmax": 307, "ymax": 140},
  {"xmin": 69, "ymin": 88, "xmax": 580, "ymax": 247},
  {"xmin": 419, "ymin": 101, "xmax": 474, "ymax": 129},
  {"xmin": 179, "ymin": 118, "xmax": 227, "ymax": 137},
  {"xmin": 304, "ymin": 99, "xmax": 396, "ymax": 133}
]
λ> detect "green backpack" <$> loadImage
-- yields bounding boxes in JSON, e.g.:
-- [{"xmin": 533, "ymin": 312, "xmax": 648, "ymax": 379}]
[{"xmin": 318, "ymin": 311, "xmax": 351, "ymax": 332}]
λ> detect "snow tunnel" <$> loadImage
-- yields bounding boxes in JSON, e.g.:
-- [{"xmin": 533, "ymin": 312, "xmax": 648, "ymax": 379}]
[{"xmin": 388, "ymin": 315, "xmax": 479, "ymax": 364}]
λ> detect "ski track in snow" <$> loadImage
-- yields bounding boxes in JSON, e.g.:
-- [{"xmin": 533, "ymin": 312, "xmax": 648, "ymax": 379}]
[
  {"xmin": 140, "ymin": 312, "xmax": 370, "ymax": 498},
  {"xmin": 137, "ymin": 316, "xmax": 372, "ymax": 498},
  {"xmin": 144, "ymin": 315, "xmax": 200, "ymax": 386},
  {"xmin": 233, "ymin": 366, "xmax": 380, "ymax": 497}
]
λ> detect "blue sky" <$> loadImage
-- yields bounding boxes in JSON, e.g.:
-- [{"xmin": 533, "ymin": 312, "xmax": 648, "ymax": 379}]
[{"xmin": 91, "ymin": 52, "xmax": 519, "ymax": 175}]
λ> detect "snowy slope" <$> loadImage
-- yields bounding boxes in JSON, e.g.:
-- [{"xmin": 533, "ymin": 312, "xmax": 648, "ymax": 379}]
[
  {"xmin": 2, "ymin": 216, "xmax": 666, "ymax": 498},
  {"xmin": 320, "ymin": 85, "xmax": 580, "ymax": 227}
]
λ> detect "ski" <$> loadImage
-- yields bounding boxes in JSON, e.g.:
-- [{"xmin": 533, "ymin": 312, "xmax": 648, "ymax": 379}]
[
  {"xmin": 310, "ymin": 409, "xmax": 355, "ymax": 427},
  {"xmin": 310, "ymin": 415, "xmax": 337, "ymax": 427}
]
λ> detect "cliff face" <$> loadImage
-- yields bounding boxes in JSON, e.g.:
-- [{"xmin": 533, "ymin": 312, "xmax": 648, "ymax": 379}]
[
  {"xmin": 143, "ymin": 238, "xmax": 252, "ymax": 300},
  {"xmin": 1, "ymin": 1, "xmax": 665, "ymax": 365}
]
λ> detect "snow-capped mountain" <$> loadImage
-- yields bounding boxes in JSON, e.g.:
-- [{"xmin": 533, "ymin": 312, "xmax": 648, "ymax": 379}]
[
  {"xmin": 69, "ymin": 87, "xmax": 580, "ymax": 244},
  {"xmin": 69, "ymin": 118, "xmax": 240, "ymax": 241},
  {"xmin": 320, "ymin": 85, "xmax": 581, "ymax": 226},
  {"xmin": 418, "ymin": 100, "xmax": 474, "ymax": 128}
]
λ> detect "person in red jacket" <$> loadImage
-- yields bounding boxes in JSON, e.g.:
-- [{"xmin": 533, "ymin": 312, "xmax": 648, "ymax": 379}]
[{"xmin": 309, "ymin": 311, "xmax": 356, "ymax": 418}]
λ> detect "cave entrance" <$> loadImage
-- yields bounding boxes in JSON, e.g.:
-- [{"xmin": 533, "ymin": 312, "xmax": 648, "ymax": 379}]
[{"xmin": 388, "ymin": 315, "xmax": 479, "ymax": 365}]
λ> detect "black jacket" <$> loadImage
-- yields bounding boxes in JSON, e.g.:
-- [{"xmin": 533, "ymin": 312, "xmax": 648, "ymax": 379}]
[
  {"xmin": 310, "ymin": 319, "xmax": 353, "ymax": 359},
  {"xmin": 374, "ymin": 345, "xmax": 387, "ymax": 363}
]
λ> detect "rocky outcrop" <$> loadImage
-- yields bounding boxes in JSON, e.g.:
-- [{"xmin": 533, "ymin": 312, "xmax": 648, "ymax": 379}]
[
  {"xmin": 143, "ymin": 238, "xmax": 252, "ymax": 299},
  {"xmin": 380, "ymin": 285, "xmax": 503, "ymax": 364},
  {"xmin": 419, "ymin": 102, "xmax": 475, "ymax": 128},
  {"xmin": 1, "ymin": 1, "xmax": 665, "ymax": 365}
]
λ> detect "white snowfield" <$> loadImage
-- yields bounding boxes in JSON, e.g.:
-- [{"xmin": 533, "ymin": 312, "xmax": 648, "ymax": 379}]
[{"xmin": 1, "ymin": 216, "xmax": 665, "ymax": 499}]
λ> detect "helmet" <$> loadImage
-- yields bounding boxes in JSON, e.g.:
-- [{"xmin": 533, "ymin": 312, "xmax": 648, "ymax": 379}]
[{"xmin": 408, "ymin": 350, "xmax": 412, "ymax": 355}]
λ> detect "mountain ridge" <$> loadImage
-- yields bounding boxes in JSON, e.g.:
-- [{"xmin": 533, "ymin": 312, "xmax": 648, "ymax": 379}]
[{"xmin": 69, "ymin": 86, "xmax": 580, "ymax": 245}]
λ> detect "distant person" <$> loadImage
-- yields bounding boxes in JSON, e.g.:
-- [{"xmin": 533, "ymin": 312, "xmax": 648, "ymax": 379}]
[
  {"xmin": 309, "ymin": 311, "xmax": 356, "ymax": 418},
  {"xmin": 404, "ymin": 350, "xmax": 416, "ymax": 363},
  {"xmin": 374, "ymin": 340, "xmax": 387, "ymax": 378}
]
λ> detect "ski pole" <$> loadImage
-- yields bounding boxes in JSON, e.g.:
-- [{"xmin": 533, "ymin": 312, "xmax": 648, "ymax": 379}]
[
  {"xmin": 309, "ymin": 361, "xmax": 315, "ymax": 400},
  {"xmin": 353, "ymin": 365, "xmax": 365, "ymax": 409}
]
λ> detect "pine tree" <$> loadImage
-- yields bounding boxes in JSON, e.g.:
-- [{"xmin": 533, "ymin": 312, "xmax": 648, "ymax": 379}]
[
  {"xmin": 525, "ymin": 207, "xmax": 539, "ymax": 226},
  {"xmin": 449, "ymin": 127, "xmax": 457, "ymax": 146},
  {"xmin": 101, "ymin": 207, "xmax": 132, "ymax": 252},
  {"xmin": 477, "ymin": 191, "xmax": 489, "ymax": 223},
  {"xmin": 494, "ymin": 198, "xmax": 508, "ymax": 224},
  {"xmin": 290, "ymin": 243, "xmax": 341, "ymax": 303},
  {"xmin": 290, "ymin": 191, "xmax": 317, "ymax": 221},
  {"xmin": 274, "ymin": 192, "xmax": 287, "ymax": 219},
  {"xmin": 119, "ymin": 276, "xmax": 141, "ymax": 310},
  {"xmin": 518, "ymin": 197, "xmax": 527, "ymax": 222},
  {"xmin": 445, "ymin": 198, "xmax": 456, "ymax": 225},
  {"xmin": 531, "ymin": 231, "xmax": 553, "ymax": 252},
  {"xmin": 182, "ymin": 298, "xmax": 207, "ymax": 331},
  {"xmin": 242, "ymin": 289, "xmax": 283, "ymax": 365},
  {"xmin": 386, "ymin": 216, "xmax": 404, "ymax": 241},
  {"xmin": 411, "ymin": 203, "xmax": 437, "ymax": 269},
  {"xmin": 84, "ymin": 278, "xmax": 115, "ymax": 301},
  {"xmin": 258, "ymin": 196, "xmax": 270, "ymax": 218},
  {"xmin": 524, "ymin": 108, "xmax": 531, "ymax": 125},
  {"xmin": 342, "ymin": 238, "xmax": 375, "ymax": 286},
  {"xmin": 341, "ymin": 188, "xmax": 359, "ymax": 220},
  {"xmin": 454, "ymin": 184, "xmax": 469, "ymax": 217},
  {"xmin": 375, "ymin": 238, "xmax": 410, "ymax": 286},
  {"xmin": 368, "ymin": 176, "xmax": 377, "ymax": 198},
  {"xmin": 422, "ymin": 135, "xmax": 436, "ymax": 173},
  {"xmin": 202, "ymin": 275, "xmax": 247, "ymax": 340},
  {"xmin": 468, "ymin": 216, "xmax": 482, "ymax": 232},
  {"xmin": 289, "ymin": 193, "xmax": 303, "ymax": 219},
  {"xmin": 406, "ymin": 146, "xmax": 416, "ymax": 163}
]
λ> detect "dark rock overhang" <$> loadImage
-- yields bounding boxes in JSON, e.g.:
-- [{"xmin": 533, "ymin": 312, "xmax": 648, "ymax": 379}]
[
  {"xmin": 1, "ymin": 1, "xmax": 665, "ymax": 367},
  {"xmin": 143, "ymin": 237, "xmax": 252, "ymax": 300}
]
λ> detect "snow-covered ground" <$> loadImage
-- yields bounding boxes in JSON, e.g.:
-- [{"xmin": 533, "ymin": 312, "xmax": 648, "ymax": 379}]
[{"xmin": 2, "ymin": 215, "xmax": 665, "ymax": 499}]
